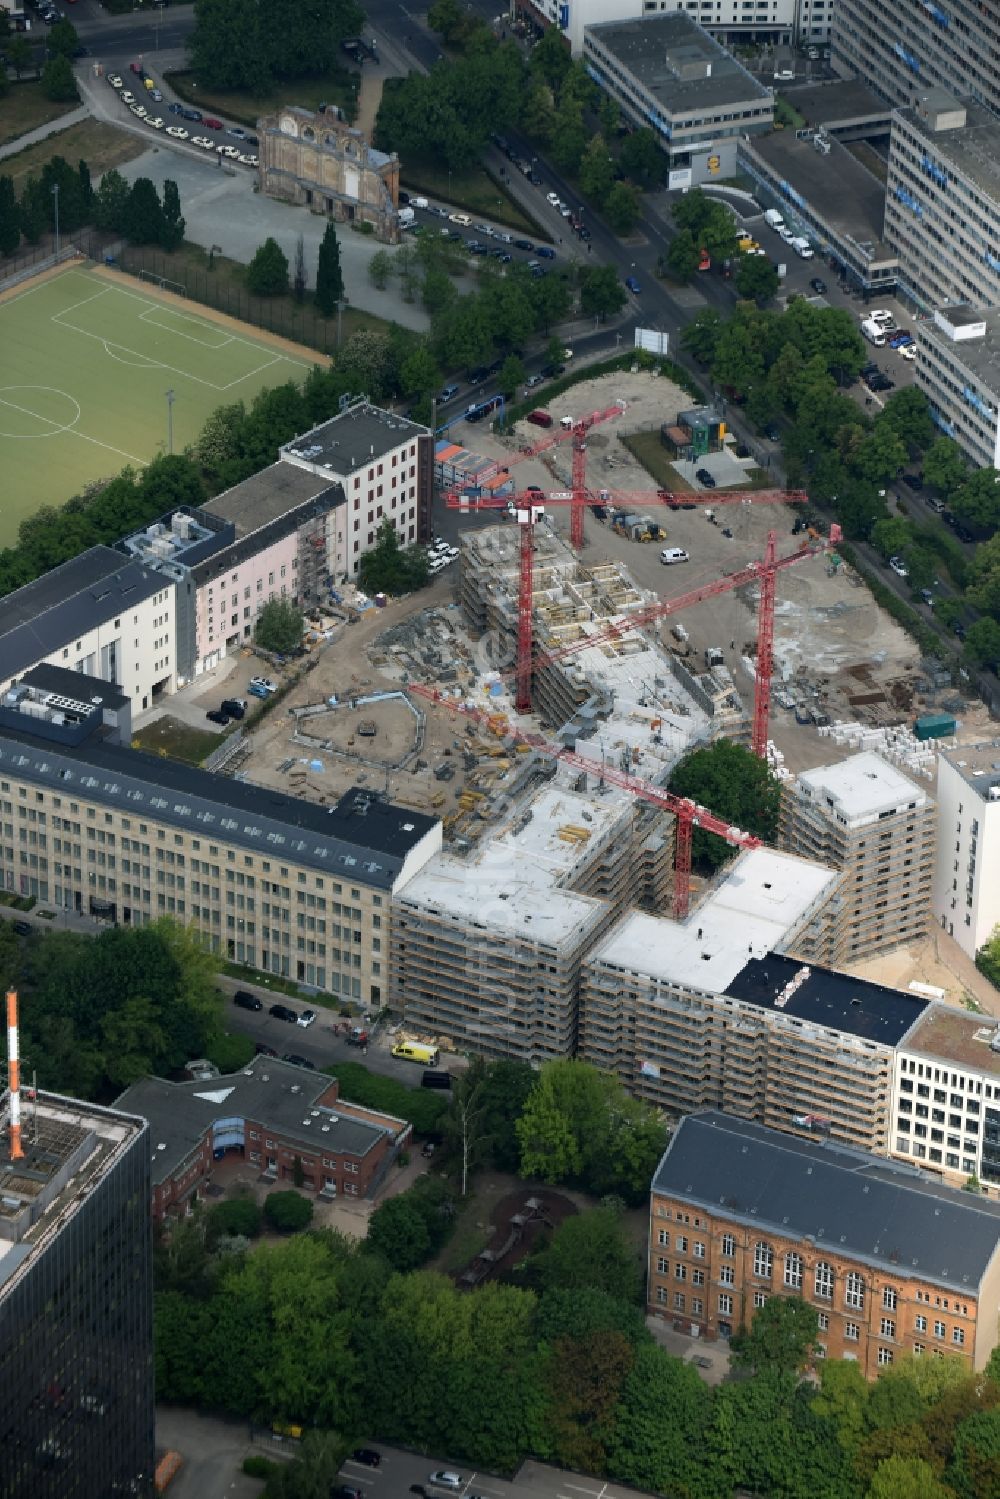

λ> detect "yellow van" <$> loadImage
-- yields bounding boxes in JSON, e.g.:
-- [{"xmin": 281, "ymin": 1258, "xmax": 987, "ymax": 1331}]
[{"xmin": 392, "ymin": 1041, "xmax": 440, "ymax": 1067}]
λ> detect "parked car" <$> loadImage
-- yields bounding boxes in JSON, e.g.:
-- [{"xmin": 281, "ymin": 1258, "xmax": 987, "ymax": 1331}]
[
  {"xmin": 526, "ymin": 409, "xmax": 553, "ymax": 427},
  {"xmin": 203, "ymin": 116, "xmax": 224, "ymax": 130},
  {"xmin": 889, "ymin": 554, "xmax": 909, "ymax": 577},
  {"xmin": 352, "ymin": 1450, "xmax": 381, "ymax": 1468},
  {"xmin": 513, "ymin": 239, "xmax": 534, "ymax": 251},
  {"xmin": 13, "ymin": 921, "xmax": 31, "ymax": 937},
  {"xmin": 421, "ymin": 1141, "xmax": 437, "ymax": 1158},
  {"xmin": 206, "ymin": 709, "xmax": 230, "ymax": 726},
  {"xmin": 282, "ymin": 1053, "xmax": 316, "ymax": 1069},
  {"xmin": 233, "ymin": 990, "xmax": 262, "ymax": 1012},
  {"xmin": 809, "ymin": 277, "xmax": 828, "ymax": 294},
  {"xmin": 269, "ymin": 1003, "xmax": 297, "ymax": 1023},
  {"xmin": 428, "ymin": 1475, "xmax": 464, "ymax": 1491},
  {"xmin": 254, "ymin": 1042, "xmax": 278, "ymax": 1056},
  {"xmin": 625, "ymin": 275, "xmax": 641, "ymax": 293},
  {"xmin": 296, "ymin": 1009, "xmax": 317, "ymax": 1028},
  {"xmin": 249, "ymin": 675, "xmax": 277, "ymax": 694},
  {"xmin": 696, "ymin": 468, "xmax": 717, "ymax": 488},
  {"xmin": 439, "ymin": 383, "xmax": 459, "ymax": 402},
  {"xmin": 221, "ymin": 697, "xmax": 246, "ymax": 719},
  {"xmin": 868, "ymin": 309, "xmax": 895, "ymax": 326},
  {"xmin": 536, "ymin": 245, "xmax": 556, "ymax": 260}
]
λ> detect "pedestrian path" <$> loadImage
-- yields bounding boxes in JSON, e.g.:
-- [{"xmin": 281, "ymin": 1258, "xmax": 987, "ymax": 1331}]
[{"xmin": 0, "ymin": 104, "xmax": 89, "ymax": 163}]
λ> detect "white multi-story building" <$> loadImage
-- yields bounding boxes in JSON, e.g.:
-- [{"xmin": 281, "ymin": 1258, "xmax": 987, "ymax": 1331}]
[
  {"xmin": 892, "ymin": 1004, "xmax": 1000, "ymax": 1192},
  {"xmin": 0, "ymin": 546, "xmax": 174, "ymax": 713},
  {"xmin": 280, "ymin": 401, "xmax": 433, "ymax": 580},
  {"xmin": 932, "ymin": 743, "xmax": 1000, "ymax": 960},
  {"xmin": 916, "ymin": 306, "xmax": 1000, "ymax": 471},
  {"xmin": 528, "ymin": 0, "xmax": 829, "ymax": 59},
  {"xmin": 832, "ymin": 0, "xmax": 1000, "ymax": 119}
]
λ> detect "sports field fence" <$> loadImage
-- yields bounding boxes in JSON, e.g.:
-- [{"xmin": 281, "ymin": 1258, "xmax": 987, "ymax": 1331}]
[
  {"xmin": 0, "ymin": 230, "xmax": 118, "ymax": 292},
  {"xmin": 117, "ymin": 244, "xmax": 341, "ymax": 357}
]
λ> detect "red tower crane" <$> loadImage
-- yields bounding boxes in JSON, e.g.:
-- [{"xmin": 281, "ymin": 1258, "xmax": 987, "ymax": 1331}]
[
  {"xmin": 408, "ymin": 683, "xmax": 761, "ymax": 917},
  {"xmin": 448, "ymin": 482, "xmax": 816, "ymax": 715}
]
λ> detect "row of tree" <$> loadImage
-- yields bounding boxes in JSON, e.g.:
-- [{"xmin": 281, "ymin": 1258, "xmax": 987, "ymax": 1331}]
[
  {"xmin": 0, "ymin": 13, "xmax": 80, "ymax": 102},
  {"xmin": 245, "ymin": 222, "xmax": 344, "ymax": 312},
  {"xmin": 665, "ymin": 188, "xmax": 780, "ymax": 302},
  {"xmin": 0, "ymin": 157, "xmax": 184, "ymax": 260},
  {"xmin": 188, "ymin": 0, "xmax": 365, "ymax": 96}
]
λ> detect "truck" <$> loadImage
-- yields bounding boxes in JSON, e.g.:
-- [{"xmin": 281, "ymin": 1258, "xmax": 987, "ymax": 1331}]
[
  {"xmin": 705, "ymin": 646, "xmax": 724, "ymax": 669},
  {"xmin": 861, "ymin": 318, "xmax": 886, "ymax": 347}
]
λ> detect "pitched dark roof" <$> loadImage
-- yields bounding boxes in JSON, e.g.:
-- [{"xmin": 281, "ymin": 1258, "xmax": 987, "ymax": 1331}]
[
  {"xmin": 653, "ymin": 1111, "xmax": 1000, "ymax": 1292},
  {"xmin": 0, "ymin": 724, "xmax": 437, "ymax": 888},
  {"xmin": 0, "ymin": 547, "xmax": 163, "ymax": 680}
]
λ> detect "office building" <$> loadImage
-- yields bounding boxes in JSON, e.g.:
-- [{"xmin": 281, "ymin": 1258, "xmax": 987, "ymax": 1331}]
[
  {"xmin": 0, "ymin": 1087, "xmax": 154, "ymax": 1496},
  {"xmin": 916, "ymin": 306, "xmax": 1000, "ymax": 470},
  {"xmin": 832, "ymin": 0, "xmax": 1000, "ymax": 119},
  {"xmin": 280, "ymin": 401, "xmax": 433, "ymax": 578},
  {"xmin": 582, "ymin": 14, "xmax": 773, "ymax": 185},
  {"xmin": 122, "ymin": 473, "xmax": 343, "ymax": 681},
  {"xmin": 523, "ymin": 0, "xmax": 830, "ymax": 60},
  {"xmin": 577, "ymin": 849, "xmax": 928, "ymax": 1154},
  {"xmin": 0, "ymin": 669, "xmax": 441, "ymax": 994},
  {"xmin": 649, "ymin": 1110, "xmax": 1000, "ymax": 1374},
  {"xmin": 780, "ymin": 752, "xmax": 934, "ymax": 962},
  {"xmin": 0, "ymin": 546, "xmax": 175, "ymax": 713},
  {"xmin": 892, "ymin": 1004, "xmax": 1000, "ymax": 1191},
  {"xmin": 885, "ymin": 93, "xmax": 1000, "ymax": 311},
  {"xmin": 932, "ymin": 742, "xmax": 1000, "ymax": 960},
  {"xmin": 117, "ymin": 1058, "xmax": 410, "ymax": 1220},
  {"xmin": 738, "ymin": 128, "xmax": 899, "ymax": 294}
]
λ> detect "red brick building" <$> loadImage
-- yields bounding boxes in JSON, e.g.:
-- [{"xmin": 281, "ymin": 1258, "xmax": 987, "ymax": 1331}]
[
  {"xmin": 117, "ymin": 1059, "xmax": 410, "ymax": 1221},
  {"xmin": 649, "ymin": 1111, "xmax": 1000, "ymax": 1378}
]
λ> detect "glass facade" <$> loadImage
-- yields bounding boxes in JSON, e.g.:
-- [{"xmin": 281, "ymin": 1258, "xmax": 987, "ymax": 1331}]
[{"xmin": 0, "ymin": 1105, "xmax": 154, "ymax": 1498}]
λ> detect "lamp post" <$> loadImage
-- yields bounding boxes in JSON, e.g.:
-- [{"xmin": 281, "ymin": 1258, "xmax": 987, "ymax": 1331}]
[
  {"xmin": 166, "ymin": 388, "xmax": 175, "ymax": 455},
  {"xmin": 51, "ymin": 183, "xmax": 60, "ymax": 260}
]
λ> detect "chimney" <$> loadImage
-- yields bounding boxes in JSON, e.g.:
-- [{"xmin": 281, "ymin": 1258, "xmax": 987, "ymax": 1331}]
[{"xmin": 6, "ymin": 990, "xmax": 23, "ymax": 1160}]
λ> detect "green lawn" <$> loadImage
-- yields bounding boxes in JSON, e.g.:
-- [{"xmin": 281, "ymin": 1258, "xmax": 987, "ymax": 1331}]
[
  {"xmin": 0, "ymin": 81, "xmax": 78, "ymax": 148},
  {"xmin": 165, "ymin": 67, "xmax": 359, "ymax": 127},
  {"xmin": 130, "ymin": 715, "xmax": 225, "ymax": 765},
  {"xmin": 0, "ymin": 265, "xmax": 323, "ymax": 541}
]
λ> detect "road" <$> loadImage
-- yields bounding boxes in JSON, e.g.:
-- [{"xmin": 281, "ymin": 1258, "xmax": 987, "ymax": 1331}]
[{"xmin": 337, "ymin": 1448, "xmax": 663, "ymax": 1499}]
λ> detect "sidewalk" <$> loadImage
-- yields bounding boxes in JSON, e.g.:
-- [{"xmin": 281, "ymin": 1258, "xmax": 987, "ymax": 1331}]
[{"xmin": 0, "ymin": 104, "xmax": 89, "ymax": 163}]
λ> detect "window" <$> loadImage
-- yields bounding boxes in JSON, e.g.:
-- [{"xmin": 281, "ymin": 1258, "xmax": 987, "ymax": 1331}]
[
  {"xmin": 658, "ymin": 1229, "xmax": 669, "ymax": 1247},
  {"xmin": 845, "ymin": 1323, "xmax": 859, "ymax": 1342},
  {"xmin": 656, "ymin": 1256, "xmax": 669, "ymax": 1274},
  {"xmin": 784, "ymin": 1252, "xmax": 803, "ymax": 1289},
  {"xmin": 880, "ymin": 1318, "xmax": 895, "ymax": 1339},
  {"xmin": 719, "ymin": 1265, "xmax": 734, "ymax": 1285},
  {"xmin": 753, "ymin": 1291, "xmax": 767, "ymax": 1308},
  {"xmin": 753, "ymin": 1242, "xmax": 773, "ymax": 1279},
  {"xmin": 673, "ymin": 1292, "xmax": 685, "ymax": 1311},
  {"xmin": 845, "ymin": 1272, "xmax": 865, "ymax": 1310},
  {"xmin": 934, "ymin": 1321, "xmax": 946, "ymax": 1339},
  {"xmin": 656, "ymin": 1287, "xmax": 667, "ymax": 1305},
  {"xmin": 693, "ymin": 1240, "xmax": 706, "ymax": 1258},
  {"xmin": 718, "ymin": 1294, "xmax": 733, "ymax": 1315},
  {"xmin": 877, "ymin": 1348, "xmax": 894, "ymax": 1367},
  {"xmin": 676, "ymin": 1236, "xmax": 688, "ymax": 1253},
  {"xmin": 916, "ymin": 1315, "xmax": 927, "ymax": 1332},
  {"xmin": 721, "ymin": 1233, "xmax": 736, "ymax": 1257},
  {"xmin": 814, "ymin": 1261, "xmax": 833, "ymax": 1299},
  {"xmin": 675, "ymin": 1264, "xmax": 687, "ymax": 1281},
  {"xmin": 883, "ymin": 1287, "xmax": 898, "ymax": 1311},
  {"xmin": 953, "ymin": 1327, "xmax": 965, "ymax": 1346},
  {"xmin": 817, "ymin": 1312, "xmax": 829, "ymax": 1331}
]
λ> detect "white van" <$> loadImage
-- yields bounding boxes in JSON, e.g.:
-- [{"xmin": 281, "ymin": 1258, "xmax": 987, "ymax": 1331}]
[
  {"xmin": 861, "ymin": 319, "xmax": 886, "ymax": 347},
  {"xmin": 764, "ymin": 209, "xmax": 785, "ymax": 230},
  {"xmin": 660, "ymin": 547, "xmax": 689, "ymax": 565}
]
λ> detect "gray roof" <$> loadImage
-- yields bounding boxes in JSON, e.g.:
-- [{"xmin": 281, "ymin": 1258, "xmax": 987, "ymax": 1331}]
[
  {"xmin": 894, "ymin": 99, "xmax": 1000, "ymax": 207},
  {"xmin": 653, "ymin": 1111, "xmax": 1000, "ymax": 1293},
  {"xmin": 0, "ymin": 547, "xmax": 163, "ymax": 681},
  {"xmin": 584, "ymin": 14, "xmax": 771, "ymax": 116},
  {"xmin": 281, "ymin": 401, "xmax": 430, "ymax": 476},
  {"xmin": 19, "ymin": 662, "xmax": 130, "ymax": 712},
  {"xmin": 787, "ymin": 78, "xmax": 891, "ymax": 131},
  {"xmin": 0, "ymin": 724, "xmax": 437, "ymax": 887},
  {"xmin": 919, "ymin": 310, "xmax": 1000, "ymax": 394},
  {"xmin": 117, "ymin": 1059, "xmax": 387, "ymax": 1186},
  {"xmin": 743, "ymin": 129, "xmax": 894, "ymax": 262},
  {"xmin": 205, "ymin": 463, "xmax": 337, "ymax": 537}
]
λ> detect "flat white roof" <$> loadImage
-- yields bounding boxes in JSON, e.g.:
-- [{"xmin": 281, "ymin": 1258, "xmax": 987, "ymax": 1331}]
[
  {"xmin": 794, "ymin": 752, "xmax": 927, "ymax": 824},
  {"xmin": 397, "ymin": 784, "xmax": 622, "ymax": 945},
  {"xmin": 589, "ymin": 847, "xmax": 838, "ymax": 993}
]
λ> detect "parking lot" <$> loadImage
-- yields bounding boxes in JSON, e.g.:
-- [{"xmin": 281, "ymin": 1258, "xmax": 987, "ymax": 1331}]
[{"xmin": 337, "ymin": 1447, "xmax": 665, "ymax": 1499}]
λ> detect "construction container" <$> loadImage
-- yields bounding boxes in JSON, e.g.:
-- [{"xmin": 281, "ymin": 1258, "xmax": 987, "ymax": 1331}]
[{"xmin": 914, "ymin": 712, "xmax": 957, "ymax": 741}]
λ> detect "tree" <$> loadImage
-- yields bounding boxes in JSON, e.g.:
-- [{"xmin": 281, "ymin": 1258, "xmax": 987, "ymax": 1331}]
[
  {"xmin": 206, "ymin": 1195, "xmax": 262, "ymax": 1245},
  {"xmin": 5, "ymin": 35, "xmax": 32, "ymax": 80},
  {"xmin": 618, "ymin": 128, "xmax": 664, "ymax": 189},
  {"xmin": 444, "ymin": 1057, "xmax": 535, "ymax": 1177},
  {"xmin": 544, "ymin": 1330, "xmax": 635, "ymax": 1472},
  {"xmin": 497, "ymin": 353, "xmax": 525, "ymax": 399},
  {"xmin": 427, "ymin": 0, "xmax": 469, "ymax": 44},
  {"xmin": 950, "ymin": 1409, "xmax": 1000, "ymax": 1498},
  {"xmin": 368, "ymin": 248, "xmax": 393, "ymax": 291},
  {"xmin": 421, "ymin": 262, "xmax": 455, "ymax": 316},
  {"xmin": 607, "ymin": 1344, "xmax": 713, "ymax": 1496},
  {"xmin": 665, "ymin": 229, "xmax": 700, "ymax": 284},
  {"xmin": 735, "ymin": 253, "xmax": 780, "ymax": 303},
  {"xmin": 190, "ymin": 0, "xmax": 364, "ymax": 94},
  {"xmin": 579, "ymin": 264, "xmax": 626, "ymax": 320},
  {"xmin": 867, "ymin": 1456, "xmax": 954, "ymax": 1499},
  {"xmin": 604, "ymin": 180, "xmax": 641, "ymax": 235},
  {"xmin": 516, "ymin": 1058, "xmax": 665, "ymax": 1204},
  {"xmin": 292, "ymin": 233, "xmax": 306, "ymax": 302},
  {"xmin": 531, "ymin": 24, "xmax": 572, "ymax": 92},
  {"xmin": 878, "ymin": 385, "xmax": 935, "ymax": 455},
  {"xmin": 160, "ymin": 179, "xmax": 185, "ymax": 252},
  {"xmin": 46, "ymin": 16, "xmax": 79, "ymax": 57},
  {"xmin": 125, "ymin": 177, "xmax": 165, "ymax": 246},
  {"xmin": 578, "ymin": 134, "xmax": 615, "ymax": 203},
  {"xmin": 924, "ymin": 435, "xmax": 968, "ymax": 498},
  {"xmin": 870, "ymin": 516, "xmax": 912, "ymax": 559},
  {"xmin": 964, "ymin": 618, "xmax": 1000, "ymax": 670},
  {"xmin": 262, "ymin": 1191, "xmax": 314, "ymax": 1234},
  {"xmin": 669, "ymin": 739, "xmax": 781, "ymax": 872},
  {"xmin": 952, "ymin": 468, "xmax": 1000, "ymax": 533},
  {"xmin": 246, "ymin": 236, "xmax": 289, "ymax": 296},
  {"xmin": 76, "ymin": 158, "xmax": 93, "ymax": 217},
  {"xmin": 95, "ymin": 167, "xmax": 130, "ymax": 233},
  {"xmin": 731, "ymin": 1294, "xmax": 819, "ymax": 1374},
  {"xmin": 366, "ymin": 1194, "xmax": 433, "ymax": 1269},
  {"xmin": 680, "ymin": 306, "xmax": 723, "ymax": 365},
  {"xmin": 315, "ymin": 219, "xmax": 344, "ymax": 315},
  {"xmin": 100, "ymin": 995, "xmax": 167, "ymax": 1088},
  {"xmin": 400, "ymin": 345, "xmax": 440, "ymax": 402},
  {"xmin": 41, "ymin": 53, "xmax": 77, "ymax": 102},
  {"xmin": 0, "ymin": 174, "xmax": 18, "ymax": 257},
  {"xmin": 534, "ymin": 1207, "xmax": 643, "ymax": 1302},
  {"xmin": 254, "ymin": 596, "xmax": 303, "ymax": 654},
  {"xmin": 359, "ymin": 517, "xmax": 429, "ymax": 594}
]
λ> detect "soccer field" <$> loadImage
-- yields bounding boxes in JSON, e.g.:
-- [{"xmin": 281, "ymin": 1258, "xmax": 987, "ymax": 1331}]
[{"xmin": 0, "ymin": 266, "xmax": 321, "ymax": 545}]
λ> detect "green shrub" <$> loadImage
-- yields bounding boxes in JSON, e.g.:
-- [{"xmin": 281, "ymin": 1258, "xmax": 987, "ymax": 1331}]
[
  {"xmin": 326, "ymin": 1060, "xmax": 448, "ymax": 1134},
  {"xmin": 263, "ymin": 1191, "xmax": 314, "ymax": 1234},
  {"xmin": 206, "ymin": 1196, "xmax": 262, "ymax": 1244},
  {"xmin": 242, "ymin": 1455, "xmax": 277, "ymax": 1478}
]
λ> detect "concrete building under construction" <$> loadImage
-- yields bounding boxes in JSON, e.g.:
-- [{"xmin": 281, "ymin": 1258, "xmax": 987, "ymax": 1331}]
[
  {"xmin": 780, "ymin": 751, "xmax": 935, "ymax": 963},
  {"xmin": 578, "ymin": 847, "xmax": 926, "ymax": 1156}
]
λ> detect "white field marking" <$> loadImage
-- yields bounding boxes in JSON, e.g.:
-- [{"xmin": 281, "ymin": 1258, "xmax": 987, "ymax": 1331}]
[
  {"xmin": 49, "ymin": 313, "xmax": 286, "ymax": 392},
  {"xmin": 138, "ymin": 303, "xmax": 235, "ymax": 349},
  {"xmin": 0, "ymin": 386, "xmax": 81, "ymax": 437},
  {"xmin": 0, "ymin": 385, "xmax": 146, "ymax": 466},
  {"xmin": 97, "ymin": 275, "xmax": 313, "ymax": 369},
  {"xmin": 100, "ymin": 340, "xmax": 161, "ymax": 368},
  {"xmin": 48, "ymin": 282, "xmax": 113, "ymax": 321}
]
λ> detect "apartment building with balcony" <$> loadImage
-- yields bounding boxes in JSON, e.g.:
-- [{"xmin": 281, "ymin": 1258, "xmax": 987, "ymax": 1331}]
[
  {"xmin": 780, "ymin": 751, "xmax": 934, "ymax": 963},
  {"xmin": 579, "ymin": 847, "xmax": 926, "ymax": 1155},
  {"xmin": 0, "ymin": 670, "xmax": 440, "ymax": 995},
  {"xmin": 932, "ymin": 742, "xmax": 1000, "ymax": 960},
  {"xmin": 0, "ymin": 546, "xmax": 175, "ymax": 713},
  {"xmin": 280, "ymin": 401, "xmax": 433, "ymax": 578},
  {"xmin": 885, "ymin": 92, "xmax": 1000, "ymax": 312},
  {"xmin": 649, "ymin": 1110, "xmax": 1000, "ymax": 1375},
  {"xmin": 832, "ymin": 0, "xmax": 1000, "ymax": 118}
]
